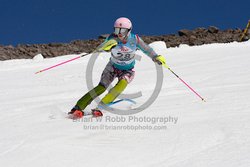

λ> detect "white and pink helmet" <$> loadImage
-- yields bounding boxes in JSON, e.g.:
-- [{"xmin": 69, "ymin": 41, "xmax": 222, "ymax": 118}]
[
  {"xmin": 114, "ymin": 17, "xmax": 132, "ymax": 38},
  {"xmin": 114, "ymin": 17, "xmax": 132, "ymax": 29}
]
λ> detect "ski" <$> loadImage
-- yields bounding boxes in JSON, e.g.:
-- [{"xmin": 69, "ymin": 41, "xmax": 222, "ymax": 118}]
[
  {"xmin": 99, "ymin": 98, "xmax": 136, "ymax": 108},
  {"xmin": 67, "ymin": 98, "xmax": 136, "ymax": 119}
]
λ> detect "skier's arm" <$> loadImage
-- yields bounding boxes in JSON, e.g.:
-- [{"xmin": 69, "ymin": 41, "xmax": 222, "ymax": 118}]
[
  {"xmin": 136, "ymin": 35, "xmax": 166, "ymax": 65},
  {"xmin": 136, "ymin": 35, "xmax": 158, "ymax": 59},
  {"xmin": 96, "ymin": 34, "xmax": 118, "ymax": 52}
]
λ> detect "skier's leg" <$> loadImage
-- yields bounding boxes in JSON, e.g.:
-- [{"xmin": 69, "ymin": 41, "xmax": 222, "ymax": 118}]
[
  {"xmin": 70, "ymin": 61, "xmax": 115, "ymax": 113},
  {"xmin": 75, "ymin": 84, "xmax": 106, "ymax": 110},
  {"xmin": 100, "ymin": 68, "xmax": 135, "ymax": 105},
  {"xmin": 92, "ymin": 68, "xmax": 135, "ymax": 117},
  {"xmin": 91, "ymin": 79, "xmax": 128, "ymax": 117},
  {"xmin": 101, "ymin": 79, "xmax": 128, "ymax": 104}
]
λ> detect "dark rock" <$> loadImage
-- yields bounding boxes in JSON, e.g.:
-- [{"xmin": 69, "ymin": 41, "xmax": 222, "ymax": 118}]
[
  {"xmin": 98, "ymin": 34, "xmax": 109, "ymax": 39},
  {"xmin": 0, "ymin": 27, "xmax": 245, "ymax": 61},
  {"xmin": 178, "ymin": 29, "xmax": 193, "ymax": 36},
  {"xmin": 242, "ymin": 36, "xmax": 249, "ymax": 41},
  {"xmin": 48, "ymin": 43, "xmax": 63, "ymax": 47},
  {"xmin": 194, "ymin": 27, "xmax": 208, "ymax": 34},
  {"xmin": 208, "ymin": 26, "xmax": 219, "ymax": 33}
]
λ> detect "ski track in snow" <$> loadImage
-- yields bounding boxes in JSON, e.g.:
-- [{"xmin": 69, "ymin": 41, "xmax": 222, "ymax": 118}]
[{"xmin": 0, "ymin": 41, "xmax": 250, "ymax": 167}]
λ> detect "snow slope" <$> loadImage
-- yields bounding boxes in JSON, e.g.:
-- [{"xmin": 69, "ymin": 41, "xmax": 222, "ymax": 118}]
[{"xmin": 0, "ymin": 40, "xmax": 250, "ymax": 167}]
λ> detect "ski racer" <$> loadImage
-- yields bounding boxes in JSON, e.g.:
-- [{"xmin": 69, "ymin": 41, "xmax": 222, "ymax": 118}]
[{"xmin": 68, "ymin": 17, "xmax": 166, "ymax": 119}]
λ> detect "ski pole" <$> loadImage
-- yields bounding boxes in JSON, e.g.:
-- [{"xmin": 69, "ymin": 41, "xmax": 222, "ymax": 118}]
[
  {"xmin": 35, "ymin": 39, "xmax": 118, "ymax": 74},
  {"xmin": 35, "ymin": 53, "xmax": 89, "ymax": 74},
  {"xmin": 240, "ymin": 20, "xmax": 250, "ymax": 41},
  {"xmin": 162, "ymin": 63, "xmax": 206, "ymax": 102}
]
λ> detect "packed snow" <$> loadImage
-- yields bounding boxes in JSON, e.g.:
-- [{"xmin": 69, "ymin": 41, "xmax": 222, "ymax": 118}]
[{"xmin": 0, "ymin": 40, "xmax": 250, "ymax": 167}]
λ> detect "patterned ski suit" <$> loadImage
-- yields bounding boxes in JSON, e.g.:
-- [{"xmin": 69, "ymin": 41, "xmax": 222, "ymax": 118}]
[
  {"xmin": 75, "ymin": 32, "xmax": 159, "ymax": 110},
  {"xmin": 99, "ymin": 33, "xmax": 158, "ymax": 88}
]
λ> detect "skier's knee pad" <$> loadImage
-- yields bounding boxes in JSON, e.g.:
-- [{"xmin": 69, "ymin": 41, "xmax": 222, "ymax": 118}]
[
  {"xmin": 101, "ymin": 79, "xmax": 128, "ymax": 104},
  {"xmin": 113, "ymin": 79, "xmax": 128, "ymax": 94}
]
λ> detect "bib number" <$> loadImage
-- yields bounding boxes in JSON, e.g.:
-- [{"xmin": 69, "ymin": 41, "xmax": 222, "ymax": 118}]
[{"xmin": 115, "ymin": 52, "xmax": 134, "ymax": 61}]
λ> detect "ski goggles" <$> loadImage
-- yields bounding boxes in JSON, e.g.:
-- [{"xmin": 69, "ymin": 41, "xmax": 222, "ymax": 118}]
[{"xmin": 114, "ymin": 27, "xmax": 130, "ymax": 35}]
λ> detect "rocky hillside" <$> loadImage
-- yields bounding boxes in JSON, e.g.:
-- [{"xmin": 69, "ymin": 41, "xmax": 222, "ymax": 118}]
[{"xmin": 0, "ymin": 26, "xmax": 247, "ymax": 60}]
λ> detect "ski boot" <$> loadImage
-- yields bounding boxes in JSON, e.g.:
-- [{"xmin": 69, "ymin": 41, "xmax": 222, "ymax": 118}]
[
  {"xmin": 68, "ymin": 106, "xmax": 84, "ymax": 119},
  {"xmin": 91, "ymin": 108, "xmax": 103, "ymax": 117}
]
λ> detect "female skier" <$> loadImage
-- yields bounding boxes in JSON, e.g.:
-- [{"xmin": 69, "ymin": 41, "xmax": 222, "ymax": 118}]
[{"xmin": 68, "ymin": 17, "xmax": 166, "ymax": 119}]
